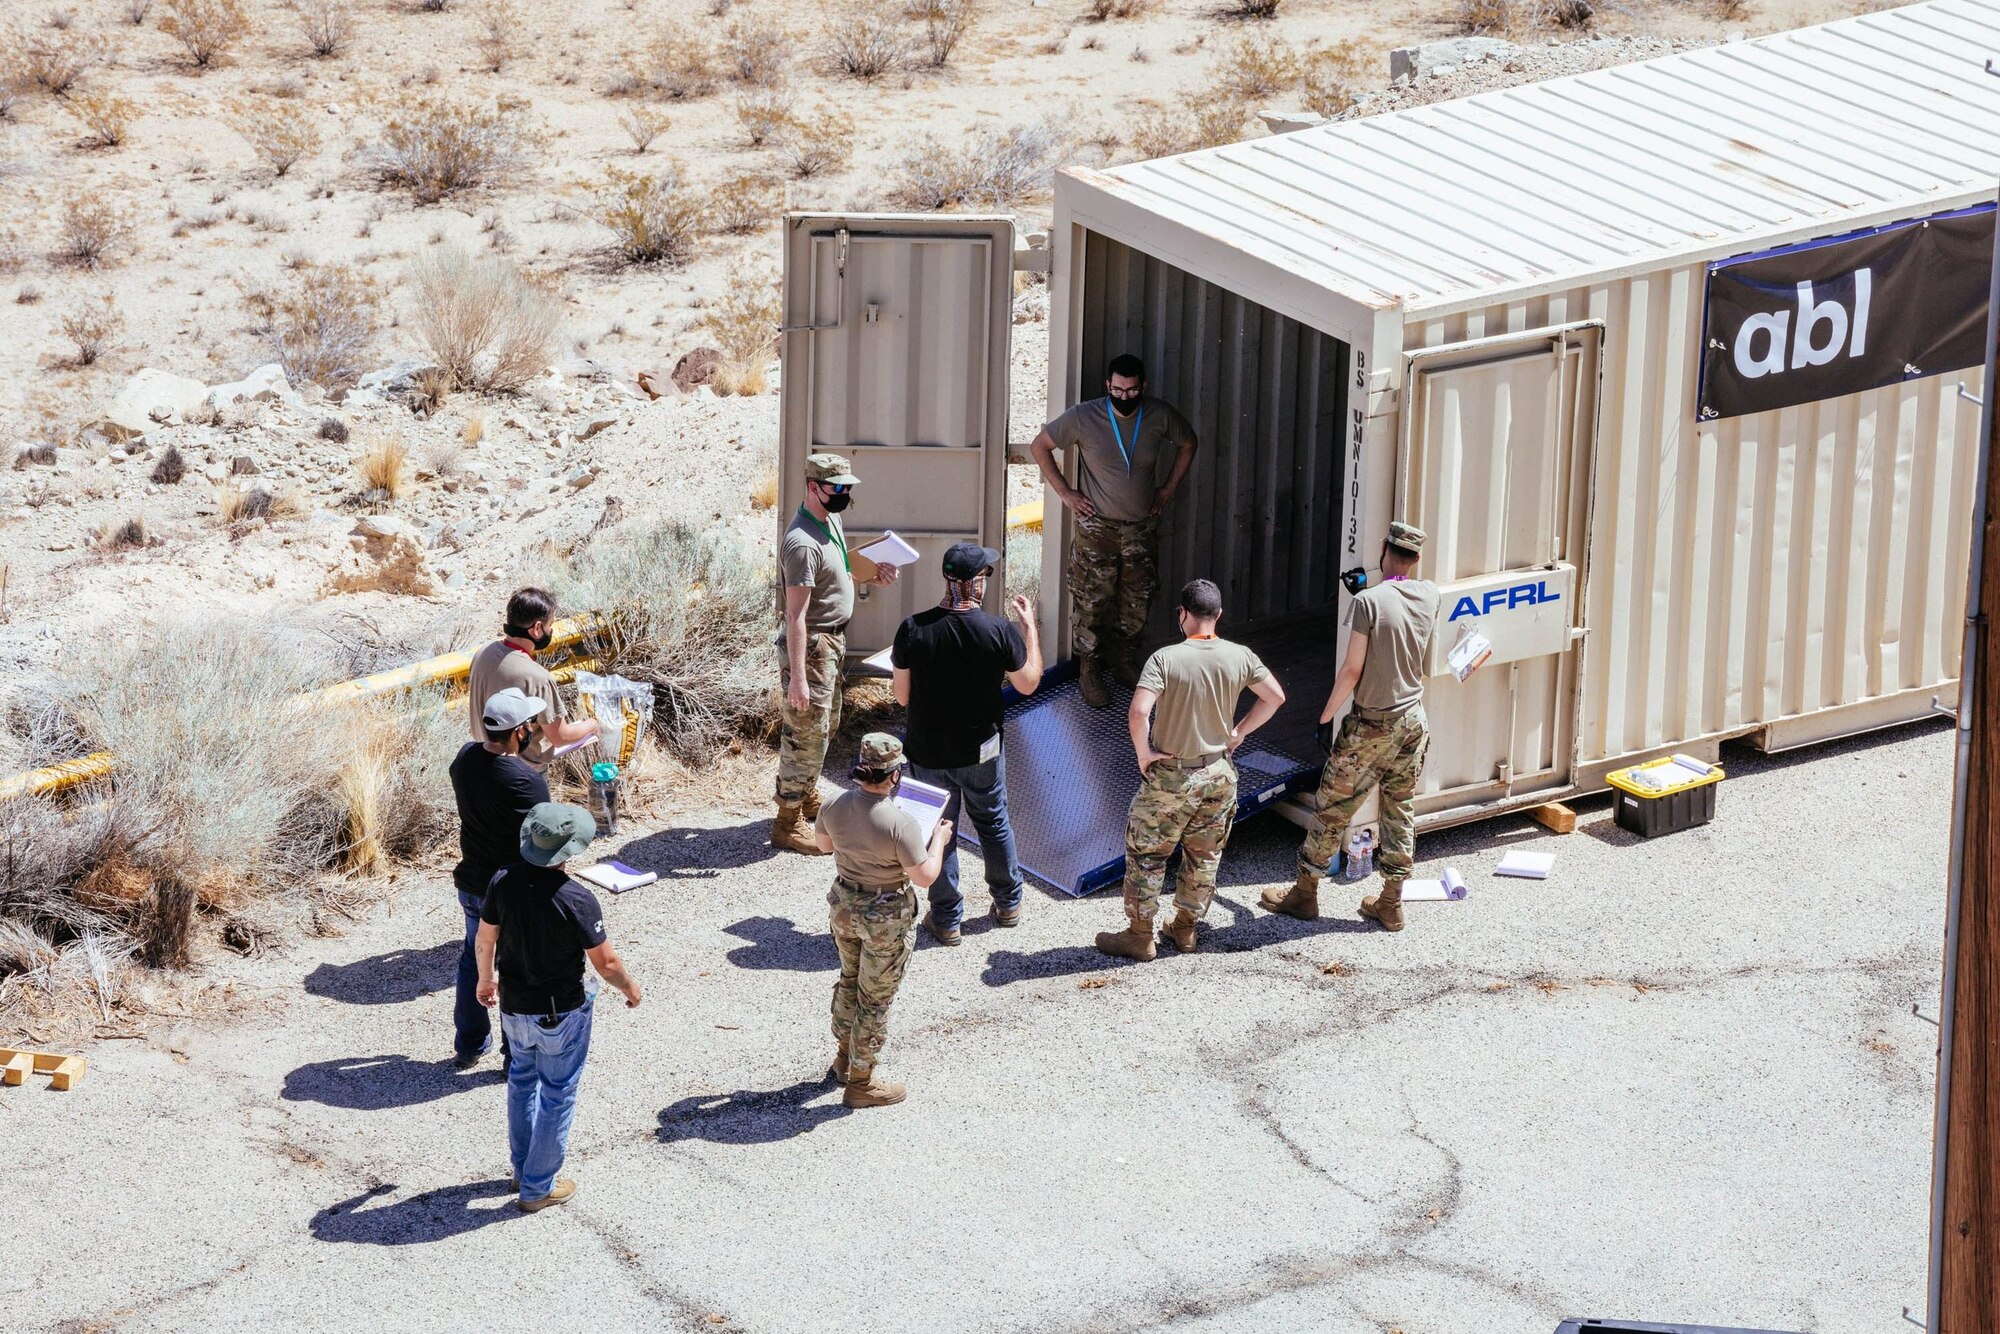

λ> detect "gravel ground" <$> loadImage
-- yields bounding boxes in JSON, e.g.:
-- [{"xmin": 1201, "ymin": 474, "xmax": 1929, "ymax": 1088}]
[{"xmin": 2, "ymin": 718, "xmax": 1949, "ymax": 1334}]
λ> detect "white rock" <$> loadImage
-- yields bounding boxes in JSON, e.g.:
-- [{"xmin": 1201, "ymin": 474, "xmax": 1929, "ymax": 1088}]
[
  {"xmin": 206, "ymin": 364, "xmax": 303, "ymax": 411},
  {"xmin": 1389, "ymin": 36, "xmax": 1517, "ymax": 84},
  {"xmin": 351, "ymin": 514, "xmax": 414, "ymax": 540},
  {"xmin": 98, "ymin": 369, "xmax": 210, "ymax": 438},
  {"xmin": 356, "ymin": 360, "xmax": 431, "ymax": 394}
]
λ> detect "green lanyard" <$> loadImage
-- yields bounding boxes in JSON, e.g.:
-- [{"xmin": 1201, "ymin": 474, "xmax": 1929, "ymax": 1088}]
[{"xmin": 800, "ymin": 505, "xmax": 850, "ymax": 572}]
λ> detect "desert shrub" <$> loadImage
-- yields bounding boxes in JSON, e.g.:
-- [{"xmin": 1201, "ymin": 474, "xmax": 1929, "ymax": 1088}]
[
  {"xmin": 228, "ymin": 97, "xmax": 324, "ymax": 176},
  {"xmin": 639, "ymin": 34, "xmax": 719, "ymax": 100},
  {"xmin": 126, "ymin": 0, "xmax": 156, "ymax": 22},
  {"xmin": 554, "ymin": 521, "xmax": 776, "ymax": 765},
  {"xmin": 418, "ymin": 0, "xmax": 454, "ymax": 10},
  {"xmin": 12, "ymin": 28, "xmax": 108, "ymax": 96},
  {"xmin": 1228, "ymin": 0, "xmax": 1280, "ymax": 16},
  {"xmin": 748, "ymin": 470, "xmax": 778, "ymax": 509},
  {"xmin": 366, "ymin": 94, "xmax": 540, "ymax": 204},
  {"xmin": 914, "ymin": 0, "xmax": 975, "ymax": 69},
  {"xmin": 477, "ymin": 0, "xmax": 519, "ymax": 72},
  {"xmin": 1129, "ymin": 102, "xmax": 1244, "ymax": 161},
  {"xmin": 1298, "ymin": 42, "xmax": 1368, "ymax": 117},
  {"xmin": 65, "ymin": 92, "xmax": 137, "ymax": 149},
  {"xmin": 722, "ymin": 20, "xmax": 789, "ymax": 85},
  {"xmin": 701, "ymin": 260, "xmax": 780, "ymax": 393},
  {"xmin": 408, "ymin": 244, "xmax": 562, "ymax": 392},
  {"xmin": 1088, "ymin": 0, "xmax": 1150, "ymax": 17},
  {"xmin": 317, "ymin": 416, "xmax": 349, "ymax": 442},
  {"xmin": 774, "ymin": 110, "xmax": 854, "ymax": 179},
  {"xmin": 1454, "ymin": 0, "xmax": 1512, "ymax": 32},
  {"xmin": 295, "ymin": 0, "xmax": 355, "ymax": 56},
  {"xmin": 263, "ymin": 263, "xmax": 376, "ymax": 388},
  {"xmin": 618, "ymin": 105, "xmax": 672, "ymax": 153},
  {"xmin": 159, "ymin": 0, "xmax": 255, "ymax": 70},
  {"xmin": 822, "ymin": 5, "xmax": 910, "ymax": 80},
  {"xmin": 710, "ymin": 171, "xmax": 780, "ymax": 234},
  {"xmin": 60, "ymin": 292, "xmax": 124, "ymax": 365},
  {"xmin": 1453, "ymin": 0, "xmax": 1586, "ymax": 34},
  {"xmin": 1213, "ymin": 35, "xmax": 1301, "ymax": 102},
  {"xmin": 357, "ymin": 433, "xmax": 407, "ymax": 498},
  {"xmin": 93, "ymin": 516, "xmax": 152, "ymax": 550},
  {"xmin": 593, "ymin": 165, "xmax": 706, "ymax": 265},
  {"xmin": 733, "ymin": 85, "xmax": 794, "ymax": 147},
  {"xmin": 150, "ymin": 443, "xmax": 186, "ymax": 484},
  {"xmin": 892, "ymin": 121, "xmax": 1064, "ymax": 210},
  {"xmin": 217, "ymin": 482, "xmax": 303, "ymax": 523}
]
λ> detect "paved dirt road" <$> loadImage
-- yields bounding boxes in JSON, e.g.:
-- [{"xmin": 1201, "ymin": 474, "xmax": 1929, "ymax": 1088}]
[{"xmin": 5, "ymin": 723, "xmax": 1948, "ymax": 1333}]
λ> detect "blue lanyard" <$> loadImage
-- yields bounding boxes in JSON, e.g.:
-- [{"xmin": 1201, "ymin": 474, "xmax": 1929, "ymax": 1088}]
[{"xmin": 1106, "ymin": 400, "xmax": 1144, "ymax": 475}]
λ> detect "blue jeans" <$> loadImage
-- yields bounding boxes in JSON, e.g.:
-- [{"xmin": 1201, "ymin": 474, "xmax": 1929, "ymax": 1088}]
[
  {"xmin": 500, "ymin": 996, "xmax": 594, "ymax": 1201},
  {"xmin": 455, "ymin": 892, "xmax": 491, "ymax": 1059},
  {"xmin": 909, "ymin": 752, "xmax": 1023, "ymax": 929}
]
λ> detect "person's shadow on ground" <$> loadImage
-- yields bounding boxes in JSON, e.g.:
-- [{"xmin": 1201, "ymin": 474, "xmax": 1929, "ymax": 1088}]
[
  {"xmin": 721, "ymin": 917, "xmax": 838, "ymax": 972},
  {"xmin": 303, "ymin": 941, "xmax": 459, "ymax": 1005},
  {"xmin": 282, "ymin": 1054, "xmax": 498, "ymax": 1110},
  {"xmin": 617, "ymin": 819, "xmax": 780, "ymax": 881},
  {"xmin": 979, "ymin": 895, "xmax": 1374, "ymax": 986},
  {"xmin": 656, "ymin": 1077, "xmax": 850, "ymax": 1145},
  {"xmin": 310, "ymin": 1181, "xmax": 517, "ymax": 1245}
]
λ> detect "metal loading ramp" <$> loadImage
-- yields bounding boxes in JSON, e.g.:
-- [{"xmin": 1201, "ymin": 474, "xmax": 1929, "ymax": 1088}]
[{"xmin": 975, "ymin": 658, "xmax": 1321, "ymax": 897}]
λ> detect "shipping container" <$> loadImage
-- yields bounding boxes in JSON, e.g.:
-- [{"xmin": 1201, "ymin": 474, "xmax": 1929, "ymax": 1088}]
[{"xmin": 780, "ymin": 0, "xmax": 2000, "ymax": 855}]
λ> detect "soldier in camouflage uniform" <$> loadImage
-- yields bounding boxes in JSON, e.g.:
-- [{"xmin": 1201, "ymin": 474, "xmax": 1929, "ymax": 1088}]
[
  {"xmin": 1096, "ymin": 580, "xmax": 1286, "ymax": 961},
  {"xmin": 773, "ymin": 453, "xmax": 900, "ymax": 856},
  {"xmin": 1030, "ymin": 353, "xmax": 1199, "ymax": 709},
  {"xmin": 1265, "ymin": 521, "xmax": 1438, "ymax": 932},
  {"xmin": 814, "ymin": 733, "xmax": 953, "ymax": 1108}
]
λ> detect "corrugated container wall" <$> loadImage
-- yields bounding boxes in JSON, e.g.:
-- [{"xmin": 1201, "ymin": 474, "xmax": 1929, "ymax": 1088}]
[{"xmin": 1408, "ymin": 268, "xmax": 1978, "ymax": 789}]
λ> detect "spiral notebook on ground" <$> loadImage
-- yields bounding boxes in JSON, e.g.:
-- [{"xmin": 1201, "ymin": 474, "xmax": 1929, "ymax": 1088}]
[
  {"xmin": 1401, "ymin": 869, "xmax": 1468, "ymax": 902},
  {"xmin": 1494, "ymin": 850, "xmax": 1555, "ymax": 880},
  {"xmin": 572, "ymin": 860, "xmax": 658, "ymax": 894}
]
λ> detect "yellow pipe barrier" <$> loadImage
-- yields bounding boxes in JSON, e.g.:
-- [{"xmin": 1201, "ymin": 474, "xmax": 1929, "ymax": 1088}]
[
  {"xmin": 0, "ymin": 752, "xmax": 118, "ymax": 803},
  {"xmin": 1006, "ymin": 498, "xmax": 1044, "ymax": 532}
]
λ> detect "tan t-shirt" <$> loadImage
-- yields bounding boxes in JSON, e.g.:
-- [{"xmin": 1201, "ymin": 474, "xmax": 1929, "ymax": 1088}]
[
  {"xmin": 819, "ymin": 788, "xmax": 928, "ymax": 888},
  {"xmin": 467, "ymin": 640, "xmax": 568, "ymax": 769},
  {"xmin": 1137, "ymin": 637, "xmax": 1270, "ymax": 759},
  {"xmin": 1348, "ymin": 579, "xmax": 1440, "ymax": 720},
  {"xmin": 779, "ymin": 506, "xmax": 856, "ymax": 633},
  {"xmin": 1042, "ymin": 396, "xmax": 1196, "ymax": 523}
]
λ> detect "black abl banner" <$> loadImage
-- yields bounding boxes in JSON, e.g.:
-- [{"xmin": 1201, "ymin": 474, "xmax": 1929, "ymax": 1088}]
[{"xmin": 1697, "ymin": 202, "xmax": 1994, "ymax": 421}]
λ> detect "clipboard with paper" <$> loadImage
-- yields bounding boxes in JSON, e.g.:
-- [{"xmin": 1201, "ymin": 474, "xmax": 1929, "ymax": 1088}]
[{"xmin": 849, "ymin": 530, "xmax": 920, "ymax": 583}]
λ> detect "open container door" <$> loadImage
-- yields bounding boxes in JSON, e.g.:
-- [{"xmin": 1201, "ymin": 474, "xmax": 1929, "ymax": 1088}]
[
  {"xmin": 778, "ymin": 214, "xmax": 1015, "ymax": 663},
  {"xmin": 1400, "ymin": 324, "xmax": 1601, "ymax": 813}
]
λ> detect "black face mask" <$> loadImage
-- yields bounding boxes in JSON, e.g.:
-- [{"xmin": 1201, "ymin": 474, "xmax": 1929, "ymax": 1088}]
[
  {"xmin": 822, "ymin": 492, "xmax": 852, "ymax": 514},
  {"xmin": 1109, "ymin": 393, "xmax": 1141, "ymax": 418},
  {"xmin": 530, "ymin": 628, "xmax": 553, "ymax": 651}
]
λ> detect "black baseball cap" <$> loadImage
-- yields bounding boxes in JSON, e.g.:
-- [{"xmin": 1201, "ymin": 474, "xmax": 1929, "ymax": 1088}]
[{"xmin": 942, "ymin": 542, "xmax": 1001, "ymax": 579}]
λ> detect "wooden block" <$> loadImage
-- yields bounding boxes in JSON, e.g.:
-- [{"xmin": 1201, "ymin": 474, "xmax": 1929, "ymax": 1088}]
[
  {"xmin": 1529, "ymin": 802, "xmax": 1578, "ymax": 835},
  {"xmin": 47, "ymin": 1056, "xmax": 86, "ymax": 1091},
  {"xmin": 0, "ymin": 1050, "xmax": 30, "ymax": 1087}
]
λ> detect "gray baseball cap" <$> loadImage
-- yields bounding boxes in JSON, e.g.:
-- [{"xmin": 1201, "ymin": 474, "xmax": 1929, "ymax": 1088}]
[
  {"xmin": 520, "ymin": 802, "xmax": 596, "ymax": 867},
  {"xmin": 481, "ymin": 687, "xmax": 547, "ymax": 733}
]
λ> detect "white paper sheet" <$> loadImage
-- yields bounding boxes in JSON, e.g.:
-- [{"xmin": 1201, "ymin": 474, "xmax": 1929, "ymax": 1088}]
[
  {"xmin": 1494, "ymin": 850, "xmax": 1555, "ymax": 879},
  {"xmin": 893, "ymin": 776, "xmax": 951, "ymax": 841},
  {"xmin": 857, "ymin": 530, "xmax": 920, "ymax": 567},
  {"xmin": 1400, "ymin": 868, "xmax": 1467, "ymax": 901}
]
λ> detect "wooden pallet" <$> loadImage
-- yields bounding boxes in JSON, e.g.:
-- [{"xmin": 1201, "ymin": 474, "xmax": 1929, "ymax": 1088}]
[{"xmin": 0, "ymin": 1048, "xmax": 87, "ymax": 1090}]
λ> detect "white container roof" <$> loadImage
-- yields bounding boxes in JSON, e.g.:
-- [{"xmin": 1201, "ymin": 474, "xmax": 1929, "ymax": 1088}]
[{"xmin": 1057, "ymin": 0, "xmax": 2000, "ymax": 336}]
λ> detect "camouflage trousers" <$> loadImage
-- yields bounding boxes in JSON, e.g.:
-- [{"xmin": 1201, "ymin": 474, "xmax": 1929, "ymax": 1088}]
[
  {"xmin": 1298, "ymin": 706, "xmax": 1429, "ymax": 883},
  {"xmin": 1069, "ymin": 514, "xmax": 1158, "ymax": 660},
  {"xmin": 1121, "ymin": 755, "xmax": 1237, "ymax": 926},
  {"xmin": 828, "ymin": 879, "xmax": 917, "ymax": 1074},
  {"xmin": 776, "ymin": 630, "xmax": 844, "ymax": 804}
]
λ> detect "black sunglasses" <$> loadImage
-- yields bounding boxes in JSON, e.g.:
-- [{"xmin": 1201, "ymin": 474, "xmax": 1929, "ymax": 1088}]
[{"xmin": 817, "ymin": 482, "xmax": 853, "ymax": 496}]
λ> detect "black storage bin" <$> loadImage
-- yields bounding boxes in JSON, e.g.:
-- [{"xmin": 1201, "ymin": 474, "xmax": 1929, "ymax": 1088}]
[{"xmin": 1613, "ymin": 779, "xmax": 1718, "ymax": 838}]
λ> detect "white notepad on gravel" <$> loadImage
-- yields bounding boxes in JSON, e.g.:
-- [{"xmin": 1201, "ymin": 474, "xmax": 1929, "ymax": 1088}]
[
  {"xmin": 1401, "ymin": 869, "xmax": 1468, "ymax": 901},
  {"xmin": 572, "ymin": 860, "xmax": 658, "ymax": 894},
  {"xmin": 1494, "ymin": 850, "xmax": 1556, "ymax": 880}
]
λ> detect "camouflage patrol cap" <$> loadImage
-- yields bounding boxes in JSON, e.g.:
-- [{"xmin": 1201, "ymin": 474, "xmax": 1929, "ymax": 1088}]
[
  {"xmin": 857, "ymin": 732, "xmax": 905, "ymax": 769},
  {"xmin": 1386, "ymin": 521, "xmax": 1426, "ymax": 554},
  {"xmin": 805, "ymin": 453, "xmax": 861, "ymax": 485}
]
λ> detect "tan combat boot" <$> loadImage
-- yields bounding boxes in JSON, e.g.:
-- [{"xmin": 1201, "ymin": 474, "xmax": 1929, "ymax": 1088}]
[
  {"xmin": 1078, "ymin": 654, "xmax": 1111, "ymax": 709},
  {"xmin": 830, "ymin": 1043, "xmax": 849, "ymax": 1083},
  {"xmin": 1261, "ymin": 872, "xmax": 1321, "ymax": 920},
  {"xmin": 1159, "ymin": 907, "xmax": 1198, "ymax": 954},
  {"xmin": 1359, "ymin": 879, "xmax": 1406, "ymax": 932},
  {"xmin": 799, "ymin": 786, "xmax": 822, "ymax": 823},
  {"xmin": 1094, "ymin": 918, "xmax": 1157, "ymax": 960},
  {"xmin": 843, "ymin": 1067, "xmax": 907, "ymax": 1108},
  {"xmin": 771, "ymin": 802, "xmax": 826, "ymax": 856},
  {"xmin": 1110, "ymin": 637, "xmax": 1143, "ymax": 689}
]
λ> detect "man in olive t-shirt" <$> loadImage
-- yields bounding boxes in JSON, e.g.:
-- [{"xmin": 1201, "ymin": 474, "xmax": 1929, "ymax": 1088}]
[
  {"xmin": 467, "ymin": 587, "xmax": 598, "ymax": 770},
  {"xmin": 1266, "ymin": 521, "xmax": 1439, "ymax": 933},
  {"xmin": 1095, "ymin": 579, "xmax": 1285, "ymax": 962},
  {"xmin": 1030, "ymin": 353, "xmax": 1199, "ymax": 708}
]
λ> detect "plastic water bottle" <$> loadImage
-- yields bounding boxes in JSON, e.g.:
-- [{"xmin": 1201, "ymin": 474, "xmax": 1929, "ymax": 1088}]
[
  {"xmin": 590, "ymin": 760, "xmax": 621, "ymax": 837},
  {"xmin": 1343, "ymin": 828, "xmax": 1375, "ymax": 881}
]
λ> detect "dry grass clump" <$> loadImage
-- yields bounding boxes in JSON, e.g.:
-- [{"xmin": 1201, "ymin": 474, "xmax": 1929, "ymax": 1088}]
[
  {"xmin": 722, "ymin": 21, "xmax": 790, "ymax": 85},
  {"xmin": 367, "ymin": 94, "xmax": 540, "ymax": 204},
  {"xmin": 1454, "ymin": 0, "xmax": 1591, "ymax": 35},
  {"xmin": 822, "ymin": 5, "xmax": 912, "ymax": 80},
  {"xmin": 93, "ymin": 516, "xmax": 154, "ymax": 550},
  {"xmin": 159, "ymin": 0, "xmax": 255, "ymax": 70},
  {"xmin": 150, "ymin": 443, "xmax": 187, "ymax": 484},
  {"xmin": 1129, "ymin": 103, "xmax": 1246, "ymax": 161},
  {"xmin": 749, "ymin": 470, "xmax": 778, "ymax": 510},
  {"xmin": 733, "ymin": 85, "xmax": 794, "ymax": 147},
  {"xmin": 218, "ymin": 483, "xmax": 304, "ymax": 523},
  {"xmin": 1227, "ymin": 0, "xmax": 1281, "ymax": 16},
  {"xmin": 57, "ymin": 194, "xmax": 133, "ymax": 268},
  {"xmin": 64, "ymin": 92, "xmax": 137, "ymax": 149},
  {"xmin": 126, "ymin": 0, "xmax": 156, "ymax": 23},
  {"xmin": 408, "ymin": 244, "xmax": 562, "ymax": 393},
  {"xmin": 711, "ymin": 171, "xmax": 780, "ymax": 234},
  {"xmin": 60, "ymin": 292, "xmax": 124, "ymax": 365},
  {"xmin": 1212, "ymin": 36, "xmax": 1368, "ymax": 117},
  {"xmin": 635, "ymin": 34, "xmax": 720, "ymax": 101},
  {"xmin": 229, "ymin": 96, "xmax": 324, "ymax": 176},
  {"xmin": 701, "ymin": 261, "xmax": 781, "ymax": 396},
  {"xmin": 1088, "ymin": 0, "xmax": 1151, "ymax": 17},
  {"xmin": 317, "ymin": 416, "xmax": 349, "ymax": 442},
  {"xmin": 594, "ymin": 165, "xmax": 707, "ymax": 266},
  {"xmin": 8, "ymin": 27, "xmax": 108, "ymax": 97},
  {"xmin": 295, "ymin": 0, "xmax": 356, "ymax": 57},
  {"xmin": 356, "ymin": 434, "xmax": 408, "ymax": 498},
  {"xmin": 259, "ymin": 263, "xmax": 377, "ymax": 388},
  {"xmin": 774, "ymin": 110, "xmax": 854, "ymax": 180},
  {"xmin": 618, "ymin": 105, "xmax": 672, "ymax": 153},
  {"xmin": 476, "ymin": 0, "xmax": 520, "ymax": 73},
  {"xmin": 555, "ymin": 521, "xmax": 776, "ymax": 764},
  {"xmin": 893, "ymin": 121, "xmax": 1065, "ymax": 210}
]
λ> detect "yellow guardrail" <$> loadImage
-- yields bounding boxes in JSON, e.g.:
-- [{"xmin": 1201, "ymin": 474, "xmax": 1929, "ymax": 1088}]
[
  {"xmin": 0, "ymin": 613, "xmax": 618, "ymax": 803},
  {"xmin": 1006, "ymin": 498, "xmax": 1043, "ymax": 531}
]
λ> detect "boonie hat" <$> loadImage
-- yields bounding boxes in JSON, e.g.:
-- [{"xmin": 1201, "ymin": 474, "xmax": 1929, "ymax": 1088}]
[
  {"xmin": 942, "ymin": 541, "xmax": 1001, "ymax": 579},
  {"xmin": 857, "ymin": 733, "xmax": 906, "ymax": 769},
  {"xmin": 1386, "ymin": 520, "xmax": 1426, "ymax": 554},
  {"xmin": 481, "ymin": 687, "xmax": 548, "ymax": 733},
  {"xmin": 805, "ymin": 453, "xmax": 861, "ymax": 485},
  {"xmin": 520, "ymin": 802, "xmax": 597, "ymax": 867}
]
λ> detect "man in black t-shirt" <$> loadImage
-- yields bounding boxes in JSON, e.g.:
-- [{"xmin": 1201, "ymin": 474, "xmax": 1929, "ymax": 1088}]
[
  {"xmin": 446, "ymin": 688, "xmax": 551, "ymax": 1069},
  {"xmin": 476, "ymin": 802, "xmax": 642, "ymax": 1213},
  {"xmin": 891, "ymin": 542, "xmax": 1044, "ymax": 944}
]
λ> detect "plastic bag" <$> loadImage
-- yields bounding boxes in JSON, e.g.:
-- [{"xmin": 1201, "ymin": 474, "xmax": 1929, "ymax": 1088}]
[{"xmin": 572, "ymin": 670, "xmax": 655, "ymax": 766}]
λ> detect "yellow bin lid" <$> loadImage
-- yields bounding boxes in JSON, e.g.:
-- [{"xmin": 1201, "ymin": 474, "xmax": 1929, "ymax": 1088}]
[{"xmin": 1606, "ymin": 754, "xmax": 1725, "ymax": 799}]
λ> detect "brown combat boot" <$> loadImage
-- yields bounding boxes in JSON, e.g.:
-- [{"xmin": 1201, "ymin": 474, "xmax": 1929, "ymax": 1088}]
[
  {"xmin": 1094, "ymin": 919, "xmax": 1157, "ymax": 960},
  {"xmin": 1078, "ymin": 654, "xmax": 1111, "ymax": 709},
  {"xmin": 1359, "ymin": 879, "xmax": 1406, "ymax": 932},
  {"xmin": 830, "ymin": 1043, "xmax": 849, "ymax": 1083},
  {"xmin": 799, "ymin": 786, "xmax": 822, "ymax": 823},
  {"xmin": 843, "ymin": 1068, "xmax": 907, "ymax": 1108},
  {"xmin": 1261, "ymin": 872, "xmax": 1321, "ymax": 920},
  {"xmin": 1110, "ymin": 637, "xmax": 1143, "ymax": 689},
  {"xmin": 771, "ymin": 802, "xmax": 826, "ymax": 856},
  {"xmin": 1159, "ymin": 907, "xmax": 1198, "ymax": 953}
]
